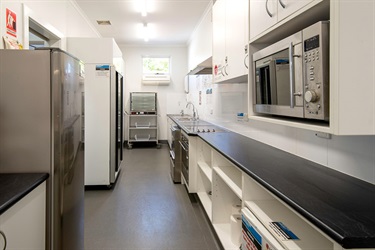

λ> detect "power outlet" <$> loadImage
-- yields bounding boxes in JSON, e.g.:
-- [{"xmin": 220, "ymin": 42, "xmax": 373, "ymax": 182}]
[{"xmin": 315, "ymin": 132, "xmax": 331, "ymax": 139}]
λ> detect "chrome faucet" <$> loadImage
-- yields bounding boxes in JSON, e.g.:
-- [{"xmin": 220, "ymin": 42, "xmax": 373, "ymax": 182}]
[{"xmin": 186, "ymin": 101, "xmax": 199, "ymax": 120}]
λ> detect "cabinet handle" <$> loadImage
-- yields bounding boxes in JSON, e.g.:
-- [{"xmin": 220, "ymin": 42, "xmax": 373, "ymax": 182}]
[
  {"xmin": 0, "ymin": 231, "xmax": 7, "ymax": 250},
  {"xmin": 278, "ymin": 0, "xmax": 286, "ymax": 8},
  {"xmin": 221, "ymin": 66, "xmax": 226, "ymax": 76},
  {"xmin": 265, "ymin": 0, "xmax": 273, "ymax": 17},
  {"xmin": 244, "ymin": 54, "xmax": 249, "ymax": 69}
]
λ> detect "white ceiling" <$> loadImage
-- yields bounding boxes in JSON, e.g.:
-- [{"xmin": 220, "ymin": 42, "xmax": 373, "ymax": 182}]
[{"xmin": 73, "ymin": 0, "xmax": 211, "ymax": 46}]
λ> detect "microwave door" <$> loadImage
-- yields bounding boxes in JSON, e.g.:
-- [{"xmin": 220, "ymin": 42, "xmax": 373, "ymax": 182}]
[
  {"xmin": 256, "ymin": 66, "xmax": 270, "ymax": 104},
  {"xmin": 255, "ymin": 60, "xmax": 277, "ymax": 105},
  {"xmin": 274, "ymin": 57, "xmax": 290, "ymax": 106}
]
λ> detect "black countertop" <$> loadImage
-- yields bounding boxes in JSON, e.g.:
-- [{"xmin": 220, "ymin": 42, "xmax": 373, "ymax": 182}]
[
  {"xmin": 0, "ymin": 173, "xmax": 49, "ymax": 215},
  {"xmin": 199, "ymin": 132, "xmax": 375, "ymax": 248}
]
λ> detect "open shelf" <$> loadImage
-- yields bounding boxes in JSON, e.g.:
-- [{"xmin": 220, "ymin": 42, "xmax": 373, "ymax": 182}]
[
  {"xmin": 213, "ymin": 166, "xmax": 242, "ymax": 198},
  {"xmin": 126, "ymin": 110, "xmax": 158, "ymax": 148},
  {"xmin": 197, "ymin": 161, "xmax": 212, "ymax": 182},
  {"xmin": 213, "ymin": 223, "xmax": 241, "ymax": 250},
  {"xmin": 197, "ymin": 191, "xmax": 212, "ymax": 220},
  {"xmin": 244, "ymin": 200, "xmax": 333, "ymax": 250}
]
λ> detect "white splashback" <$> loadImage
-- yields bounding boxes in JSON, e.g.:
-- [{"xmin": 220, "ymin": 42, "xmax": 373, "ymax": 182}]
[{"xmin": 187, "ymin": 75, "xmax": 375, "ymax": 184}]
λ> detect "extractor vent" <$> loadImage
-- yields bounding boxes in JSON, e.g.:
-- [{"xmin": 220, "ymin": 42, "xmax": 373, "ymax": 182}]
[{"xmin": 97, "ymin": 20, "xmax": 111, "ymax": 25}]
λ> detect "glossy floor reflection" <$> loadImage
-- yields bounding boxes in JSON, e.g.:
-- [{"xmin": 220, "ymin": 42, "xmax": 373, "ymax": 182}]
[{"xmin": 84, "ymin": 144, "xmax": 222, "ymax": 250}]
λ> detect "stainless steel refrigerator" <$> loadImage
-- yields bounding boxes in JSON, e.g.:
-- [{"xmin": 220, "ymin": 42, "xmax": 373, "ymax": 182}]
[{"xmin": 0, "ymin": 48, "xmax": 84, "ymax": 250}]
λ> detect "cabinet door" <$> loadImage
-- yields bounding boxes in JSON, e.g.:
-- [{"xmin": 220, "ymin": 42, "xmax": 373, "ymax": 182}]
[
  {"xmin": 225, "ymin": 0, "xmax": 248, "ymax": 79},
  {"xmin": 277, "ymin": 0, "xmax": 314, "ymax": 21},
  {"xmin": 0, "ymin": 182, "xmax": 46, "ymax": 249},
  {"xmin": 250, "ymin": 0, "xmax": 277, "ymax": 40},
  {"xmin": 167, "ymin": 117, "xmax": 172, "ymax": 148},
  {"xmin": 212, "ymin": 0, "xmax": 226, "ymax": 82}
]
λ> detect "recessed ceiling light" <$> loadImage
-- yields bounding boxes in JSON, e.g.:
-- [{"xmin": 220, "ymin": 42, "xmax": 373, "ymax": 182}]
[{"xmin": 96, "ymin": 20, "xmax": 111, "ymax": 25}]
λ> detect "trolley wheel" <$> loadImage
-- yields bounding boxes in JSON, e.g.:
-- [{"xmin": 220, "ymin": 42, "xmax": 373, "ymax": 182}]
[{"xmin": 156, "ymin": 144, "xmax": 161, "ymax": 149}]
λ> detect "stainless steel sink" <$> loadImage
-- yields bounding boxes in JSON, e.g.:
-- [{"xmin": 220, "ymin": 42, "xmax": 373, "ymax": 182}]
[
  {"xmin": 176, "ymin": 117, "xmax": 195, "ymax": 121},
  {"xmin": 170, "ymin": 115, "xmax": 195, "ymax": 122},
  {"xmin": 179, "ymin": 120, "xmax": 211, "ymax": 126}
]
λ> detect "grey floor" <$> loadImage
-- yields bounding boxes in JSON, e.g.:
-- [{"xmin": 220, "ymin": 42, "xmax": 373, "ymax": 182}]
[{"xmin": 84, "ymin": 144, "xmax": 222, "ymax": 250}]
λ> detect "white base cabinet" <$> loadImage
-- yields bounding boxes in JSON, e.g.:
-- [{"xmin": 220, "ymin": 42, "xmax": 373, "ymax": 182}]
[
  {"xmin": 181, "ymin": 134, "xmax": 198, "ymax": 193},
  {"xmin": 194, "ymin": 138, "xmax": 371, "ymax": 250},
  {"xmin": 195, "ymin": 138, "xmax": 243, "ymax": 249},
  {"xmin": 0, "ymin": 182, "xmax": 46, "ymax": 250}
]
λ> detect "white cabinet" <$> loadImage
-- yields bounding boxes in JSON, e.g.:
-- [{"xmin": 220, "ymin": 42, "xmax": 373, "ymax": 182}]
[
  {"xmin": 212, "ymin": 0, "xmax": 248, "ymax": 83},
  {"xmin": 212, "ymin": 0, "xmax": 226, "ymax": 82},
  {"xmin": 195, "ymin": 138, "xmax": 242, "ymax": 249},
  {"xmin": 167, "ymin": 117, "xmax": 173, "ymax": 149},
  {"xmin": 0, "ymin": 182, "xmax": 46, "ymax": 250},
  {"xmin": 277, "ymin": 0, "xmax": 315, "ymax": 21},
  {"xmin": 66, "ymin": 37, "xmax": 124, "ymax": 75},
  {"xmin": 196, "ymin": 139, "xmax": 213, "ymax": 220},
  {"xmin": 249, "ymin": 0, "xmax": 316, "ymax": 41},
  {"xmin": 242, "ymin": 175, "xmax": 334, "ymax": 250},
  {"xmin": 194, "ymin": 138, "xmax": 370, "ymax": 250},
  {"xmin": 329, "ymin": 1, "xmax": 375, "ymax": 135},
  {"xmin": 182, "ymin": 134, "xmax": 198, "ymax": 193},
  {"xmin": 248, "ymin": 0, "xmax": 375, "ymax": 135},
  {"xmin": 249, "ymin": 0, "xmax": 277, "ymax": 41},
  {"xmin": 211, "ymin": 150, "xmax": 243, "ymax": 249},
  {"xmin": 187, "ymin": 3, "xmax": 213, "ymax": 73}
]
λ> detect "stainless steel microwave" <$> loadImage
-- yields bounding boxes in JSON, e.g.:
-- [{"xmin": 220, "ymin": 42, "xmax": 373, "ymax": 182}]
[{"xmin": 253, "ymin": 21, "xmax": 329, "ymax": 121}]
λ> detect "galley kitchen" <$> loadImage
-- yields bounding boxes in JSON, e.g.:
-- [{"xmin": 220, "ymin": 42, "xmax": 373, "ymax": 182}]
[{"xmin": 1, "ymin": 1, "xmax": 374, "ymax": 250}]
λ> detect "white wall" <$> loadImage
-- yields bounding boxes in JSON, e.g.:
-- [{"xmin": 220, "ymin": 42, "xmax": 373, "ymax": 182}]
[
  {"xmin": 0, "ymin": 0, "xmax": 100, "ymax": 50},
  {"xmin": 120, "ymin": 45, "xmax": 188, "ymax": 141},
  {"xmin": 187, "ymin": 76, "xmax": 375, "ymax": 185}
]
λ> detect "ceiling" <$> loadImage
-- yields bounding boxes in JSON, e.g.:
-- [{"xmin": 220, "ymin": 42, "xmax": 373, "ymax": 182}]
[{"xmin": 73, "ymin": 0, "xmax": 211, "ymax": 46}]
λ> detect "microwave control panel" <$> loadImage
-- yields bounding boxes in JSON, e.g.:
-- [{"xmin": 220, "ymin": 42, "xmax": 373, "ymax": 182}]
[{"xmin": 302, "ymin": 21, "xmax": 329, "ymax": 121}]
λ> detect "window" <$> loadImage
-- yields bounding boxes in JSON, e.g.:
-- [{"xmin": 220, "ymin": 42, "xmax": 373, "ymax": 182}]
[{"xmin": 142, "ymin": 56, "xmax": 170, "ymax": 75}]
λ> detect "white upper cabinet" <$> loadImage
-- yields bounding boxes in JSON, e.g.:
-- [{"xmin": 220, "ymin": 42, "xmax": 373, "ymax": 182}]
[
  {"xmin": 250, "ymin": 0, "xmax": 316, "ymax": 41},
  {"xmin": 249, "ymin": 0, "xmax": 277, "ymax": 40},
  {"xmin": 248, "ymin": 0, "xmax": 375, "ymax": 135},
  {"xmin": 329, "ymin": 1, "xmax": 375, "ymax": 135},
  {"xmin": 213, "ymin": 0, "xmax": 248, "ymax": 83},
  {"xmin": 212, "ymin": 0, "xmax": 226, "ymax": 83},
  {"xmin": 187, "ymin": 3, "xmax": 213, "ymax": 73},
  {"xmin": 277, "ymin": 0, "xmax": 315, "ymax": 21}
]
